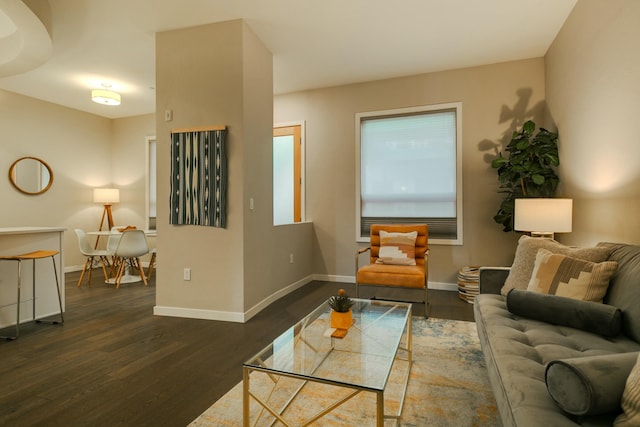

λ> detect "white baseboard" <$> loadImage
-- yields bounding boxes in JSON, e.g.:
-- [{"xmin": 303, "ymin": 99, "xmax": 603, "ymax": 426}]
[
  {"xmin": 312, "ymin": 274, "xmax": 355, "ymax": 283},
  {"xmin": 429, "ymin": 281, "xmax": 459, "ymax": 292},
  {"xmin": 243, "ymin": 275, "xmax": 314, "ymax": 321},
  {"xmin": 312, "ymin": 274, "xmax": 458, "ymax": 292},
  {"xmin": 65, "ymin": 264, "xmax": 84, "ymax": 273},
  {"xmin": 154, "ymin": 275, "xmax": 315, "ymax": 323},
  {"xmin": 153, "ymin": 306, "xmax": 244, "ymax": 323},
  {"xmin": 65, "ymin": 261, "xmax": 152, "ymax": 274}
]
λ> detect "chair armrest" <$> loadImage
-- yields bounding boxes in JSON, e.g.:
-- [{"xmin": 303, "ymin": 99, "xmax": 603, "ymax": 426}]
[
  {"xmin": 355, "ymin": 247, "xmax": 371, "ymax": 273},
  {"xmin": 479, "ymin": 266, "xmax": 510, "ymax": 294}
]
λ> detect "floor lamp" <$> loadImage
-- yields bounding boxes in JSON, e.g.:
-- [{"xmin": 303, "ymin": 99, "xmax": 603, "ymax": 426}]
[{"xmin": 93, "ymin": 188, "xmax": 120, "ymax": 248}]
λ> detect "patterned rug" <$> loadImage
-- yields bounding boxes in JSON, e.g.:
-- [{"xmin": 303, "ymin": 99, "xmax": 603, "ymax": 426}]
[{"xmin": 190, "ymin": 317, "xmax": 499, "ymax": 426}]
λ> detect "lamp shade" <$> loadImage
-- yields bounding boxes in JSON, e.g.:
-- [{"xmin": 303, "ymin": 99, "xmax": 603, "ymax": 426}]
[
  {"xmin": 93, "ymin": 188, "xmax": 120, "ymax": 204},
  {"xmin": 514, "ymin": 198, "xmax": 573, "ymax": 235}
]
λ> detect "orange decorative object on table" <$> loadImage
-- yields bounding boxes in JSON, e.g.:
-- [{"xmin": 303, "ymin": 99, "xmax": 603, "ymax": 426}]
[{"xmin": 329, "ymin": 288, "xmax": 354, "ymax": 330}]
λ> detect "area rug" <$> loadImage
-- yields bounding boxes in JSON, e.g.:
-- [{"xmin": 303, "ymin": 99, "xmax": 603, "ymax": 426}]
[{"xmin": 190, "ymin": 317, "xmax": 499, "ymax": 426}]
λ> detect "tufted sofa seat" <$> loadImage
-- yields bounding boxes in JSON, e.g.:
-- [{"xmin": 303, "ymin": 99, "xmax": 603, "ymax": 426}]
[{"xmin": 474, "ymin": 242, "xmax": 640, "ymax": 426}]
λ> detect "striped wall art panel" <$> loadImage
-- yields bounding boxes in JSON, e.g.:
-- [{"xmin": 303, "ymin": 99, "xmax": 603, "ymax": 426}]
[{"xmin": 170, "ymin": 128, "xmax": 227, "ymax": 228}]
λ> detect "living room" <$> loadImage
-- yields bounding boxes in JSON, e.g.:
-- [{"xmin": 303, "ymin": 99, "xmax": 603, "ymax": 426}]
[
  {"xmin": 1, "ymin": 0, "xmax": 638, "ymax": 320},
  {"xmin": 1, "ymin": 0, "xmax": 639, "ymax": 424}
]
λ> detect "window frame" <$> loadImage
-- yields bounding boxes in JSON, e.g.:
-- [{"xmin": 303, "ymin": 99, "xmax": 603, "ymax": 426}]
[{"xmin": 355, "ymin": 102, "xmax": 463, "ymax": 245}]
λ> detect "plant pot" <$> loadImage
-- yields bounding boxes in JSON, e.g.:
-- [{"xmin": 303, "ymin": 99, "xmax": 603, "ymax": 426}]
[{"xmin": 330, "ymin": 310, "xmax": 353, "ymax": 329}]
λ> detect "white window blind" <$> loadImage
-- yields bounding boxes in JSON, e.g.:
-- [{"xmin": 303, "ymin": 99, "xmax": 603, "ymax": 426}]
[{"xmin": 356, "ymin": 103, "xmax": 463, "ymax": 244}]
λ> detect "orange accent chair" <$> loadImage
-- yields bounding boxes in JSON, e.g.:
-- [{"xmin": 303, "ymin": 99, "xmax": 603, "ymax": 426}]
[{"xmin": 355, "ymin": 224, "xmax": 429, "ymax": 316}]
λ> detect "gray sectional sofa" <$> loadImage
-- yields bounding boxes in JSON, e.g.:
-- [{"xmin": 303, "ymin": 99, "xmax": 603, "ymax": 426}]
[{"xmin": 474, "ymin": 241, "xmax": 640, "ymax": 426}]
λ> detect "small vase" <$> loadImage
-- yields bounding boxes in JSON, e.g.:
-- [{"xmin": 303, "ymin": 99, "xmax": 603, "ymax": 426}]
[{"xmin": 330, "ymin": 310, "xmax": 353, "ymax": 329}]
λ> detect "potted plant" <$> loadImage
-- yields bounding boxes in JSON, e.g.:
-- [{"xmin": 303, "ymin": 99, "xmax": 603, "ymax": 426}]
[
  {"xmin": 491, "ymin": 120, "xmax": 560, "ymax": 232},
  {"xmin": 328, "ymin": 289, "xmax": 354, "ymax": 329}
]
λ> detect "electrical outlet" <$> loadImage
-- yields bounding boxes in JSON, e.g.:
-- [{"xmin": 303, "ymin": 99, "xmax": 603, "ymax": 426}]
[
  {"xmin": 289, "ymin": 253, "xmax": 294, "ymax": 264},
  {"xmin": 183, "ymin": 268, "xmax": 191, "ymax": 281}
]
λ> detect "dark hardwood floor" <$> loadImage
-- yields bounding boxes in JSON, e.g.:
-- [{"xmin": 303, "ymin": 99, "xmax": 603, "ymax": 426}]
[{"xmin": 0, "ymin": 270, "xmax": 473, "ymax": 427}]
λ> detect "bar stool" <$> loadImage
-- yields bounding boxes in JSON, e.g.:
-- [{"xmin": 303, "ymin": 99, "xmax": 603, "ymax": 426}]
[{"xmin": 0, "ymin": 250, "xmax": 64, "ymax": 340}]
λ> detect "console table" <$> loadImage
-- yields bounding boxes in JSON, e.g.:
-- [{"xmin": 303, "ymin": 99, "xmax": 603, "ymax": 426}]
[{"xmin": 0, "ymin": 227, "xmax": 66, "ymax": 329}]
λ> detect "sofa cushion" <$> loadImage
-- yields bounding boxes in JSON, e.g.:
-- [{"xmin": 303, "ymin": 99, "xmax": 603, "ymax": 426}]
[
  {"xmin": 375, "ymin": 230, "xmax": 417, "ymax": 265},
  {"xmin": 507, "ymin": 289, "xmax": 622, "ymax": 338},
  {"xmin": 474, "ymin": 294, "xmax": 640, "ymax": 427},
  {"xmin": 501, "ymin": 236, "xmax": 611, "ymax": 296},
  {"xmin": 527, "ymin": 249, "xmax": 618, "ymax": 303},
  {"xmin": 545, "ymin": 352, "xmax": 638, "ymax": 416},
  {"xmin": 598, "ymin": 243, "xmax": 640, "ymax": 343},
  {"xmin": 616, "ymin": 353, "xmax": 640, "ymax": 425},
  {"xmin": 356, "ymin": 263, "xmax": 425, "ymax": 288}
]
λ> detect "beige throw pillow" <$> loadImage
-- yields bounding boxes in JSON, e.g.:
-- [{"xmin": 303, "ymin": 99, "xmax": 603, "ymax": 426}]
[
  {"xmin": 501, "ymin": 235, "xmax": 611, "ymax": 296},
  {"xmin": 376, "ymin": 230, "xmax": 417, "ymax": 266},
  {"xmin": 527, "ymin": 248, "xmax": 618, "ymax": 303},
  {"xmin": 615, "ymin": 353, "xmax": 640, "ymax": 426}
]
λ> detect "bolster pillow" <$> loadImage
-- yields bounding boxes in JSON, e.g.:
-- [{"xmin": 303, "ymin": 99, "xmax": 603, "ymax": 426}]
[
  {"xmin": 506, "ymin": 289, "xmax": 622, "ymax": 338},
  {"xmin": 545, "ymin": 352, "xmax": 639, "ymax": 415}
]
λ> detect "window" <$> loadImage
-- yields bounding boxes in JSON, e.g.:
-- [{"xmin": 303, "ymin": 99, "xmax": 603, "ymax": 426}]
[
  {"xmin": 355, "ymin": 103, "xmax": 463, "ymax": 244},
  {"xmin": 273, "ymin": 123, "xmax": 305, "ymax": 225}
]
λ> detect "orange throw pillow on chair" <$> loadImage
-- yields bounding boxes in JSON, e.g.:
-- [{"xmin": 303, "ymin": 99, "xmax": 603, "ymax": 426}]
[{"xmin": 376, "ymin": 230, "xmax": 417, "ymax": 266}]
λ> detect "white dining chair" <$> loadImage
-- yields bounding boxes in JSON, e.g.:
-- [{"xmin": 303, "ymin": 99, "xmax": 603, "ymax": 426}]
[
  {"xmin": 75, "ymin": 228, "xmax": 112, "ymax": 287},
  {"xmin": 113, "ymin": 229, "xmax": 149, "ymax": 288},
  {"xmin": 107, "ymin": 225, "xmax": 126, "ymax": 254}
]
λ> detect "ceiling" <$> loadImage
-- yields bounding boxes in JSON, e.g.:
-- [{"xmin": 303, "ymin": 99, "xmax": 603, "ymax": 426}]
[{"xmin": 0, "ymin": 0, "xmax": 578, "ymax": 119}]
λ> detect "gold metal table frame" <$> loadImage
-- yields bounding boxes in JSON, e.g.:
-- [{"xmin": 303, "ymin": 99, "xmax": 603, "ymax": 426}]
[{"xmin": 243, "ymin": 299, "xmax": 412, "ymax": 427}]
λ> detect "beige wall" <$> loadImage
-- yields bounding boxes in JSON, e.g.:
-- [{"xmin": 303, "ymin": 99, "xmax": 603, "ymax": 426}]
[
  {"xmin": 154, "ymin": 20, "xmax": 314, "ymax": 321},
  {"xmin": 0, "ymin": 89, "xmax": 154, "ymax": 269},
  {"xmin": 275, "ymin": 58, "xmax": 547, "ymax": 285},
  {"xmin": 546, "ymin": 0, "xmax": 640, "ymax": 246},
  {"xmin": 111, "ymin": 114, "xmax": 156, "ymax": 229},
  {"xmin": 111, "ymin": 114, "xmax": 157, "ymax": 258},
  {"xmin": 0, "ymin": 90, "xmax": 112, "ymax": 267}
]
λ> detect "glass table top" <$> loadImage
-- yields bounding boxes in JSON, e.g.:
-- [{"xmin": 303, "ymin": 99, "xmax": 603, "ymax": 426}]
[{"xmin": 244, "ymin": 298, "xmax": 412, "ymax": 391}]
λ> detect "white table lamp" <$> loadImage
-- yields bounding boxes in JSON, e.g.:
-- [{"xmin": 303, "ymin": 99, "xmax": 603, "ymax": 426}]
[{"xmin": 514, "ymin": 198, "xmax": 573, "ymax": 239}]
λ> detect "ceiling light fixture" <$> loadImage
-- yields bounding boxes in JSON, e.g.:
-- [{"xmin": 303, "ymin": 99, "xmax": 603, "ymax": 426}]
[{"xmin": 91, "ymin": 83, "xmax": 121, "ymax": 106}]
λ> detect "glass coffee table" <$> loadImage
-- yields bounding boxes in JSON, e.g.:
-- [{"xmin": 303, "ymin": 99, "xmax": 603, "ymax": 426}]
[{"xmin": 243, "ymin": 299, "xmax": 412, "ymax": 426}]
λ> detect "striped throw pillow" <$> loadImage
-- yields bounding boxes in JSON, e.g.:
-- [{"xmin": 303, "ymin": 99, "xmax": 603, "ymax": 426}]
[
  {"xmin": 376, "ymin": 230, "xmax": 417, "ymax": 266},
  {"xmin": 527, "ymin": 248, "xmax": 617, "ymax": 302}
]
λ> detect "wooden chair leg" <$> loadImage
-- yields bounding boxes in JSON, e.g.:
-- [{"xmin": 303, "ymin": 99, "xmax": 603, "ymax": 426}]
[
  {"xmin": 137, "ymin": 258, "xmax": 148, "ymax": 286},
  {"xmin": 87, "ymin": 257, "xmax": 94, "ymax": 284},
  {"xmin": 147, "ymin": 252, "xmax": 156, "ymax": 281},
  {"xmin": 109, "ymin": 256, "xmax": 119, "ymax": 278},
  {"xmin": 115, "ymin": 260, "xmax": 126, "ymax": 288},
  {"xmin": 77, "ymin": 256, "xmax": 93, "ymax": 287},
  {"xmin": 99, "ymin": 256, "xmax": 109, "ymax": 281}
]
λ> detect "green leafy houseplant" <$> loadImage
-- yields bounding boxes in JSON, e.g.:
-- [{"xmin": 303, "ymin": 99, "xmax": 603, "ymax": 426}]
[
  {"xmin": 491, "ymin": 120, "xmax": 560, "ymax": 232},
  {"xmin": 328, "ymin": 289, "xmax": 354, "ymax": 313}
]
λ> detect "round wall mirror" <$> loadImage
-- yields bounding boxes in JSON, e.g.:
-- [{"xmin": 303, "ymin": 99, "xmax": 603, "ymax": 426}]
[{"xmin": 8, "ymin": 156, "xmax": 54, "ymax": 195}]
